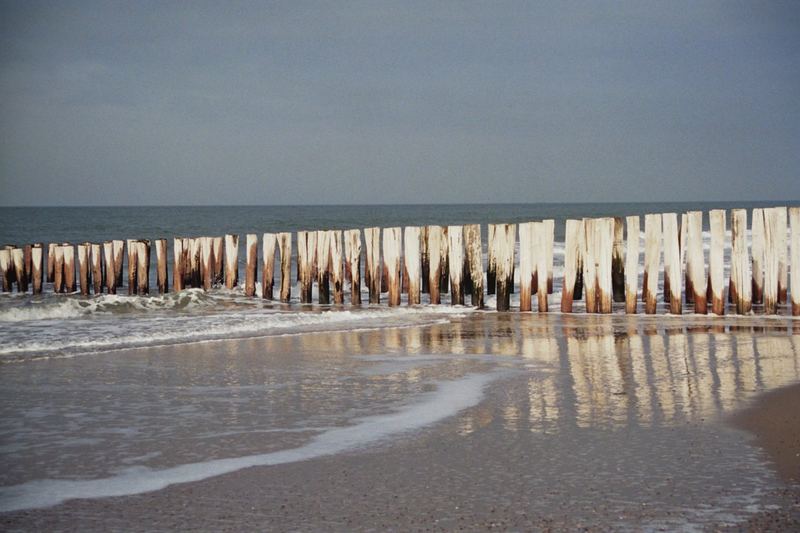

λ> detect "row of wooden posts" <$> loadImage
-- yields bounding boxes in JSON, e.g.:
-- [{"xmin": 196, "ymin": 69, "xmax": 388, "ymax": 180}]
[{"xmin": 1, "ymin": 207, "xmax": 799, "ymax": 316}]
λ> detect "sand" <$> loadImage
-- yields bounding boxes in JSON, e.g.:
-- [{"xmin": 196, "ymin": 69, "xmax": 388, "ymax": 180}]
[{"xmin": 1, "ymin": 313, "xmax": 800, "ymax": 530}]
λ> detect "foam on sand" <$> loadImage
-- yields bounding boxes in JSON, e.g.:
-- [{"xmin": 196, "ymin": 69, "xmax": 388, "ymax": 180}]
[{"xmin": 0, "ymin": 370, "xmax": 504, "ymax": 512}]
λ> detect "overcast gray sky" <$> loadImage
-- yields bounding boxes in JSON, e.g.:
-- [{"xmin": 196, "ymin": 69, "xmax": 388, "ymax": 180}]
[{"xmin": 1, "ymin": 1, "xmax": 798, "ymax": 206}]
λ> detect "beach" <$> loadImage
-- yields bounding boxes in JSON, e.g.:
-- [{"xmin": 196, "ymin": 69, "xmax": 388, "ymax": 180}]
[{"xmin": 2, "ymin": 312, "xmax": 799, "ymax": 530}]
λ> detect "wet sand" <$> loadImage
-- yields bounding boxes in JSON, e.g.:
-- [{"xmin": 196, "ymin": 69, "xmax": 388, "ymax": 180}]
[{"xmin": 2, "ymin": 313, "xmax": 800, "ymax": 530}]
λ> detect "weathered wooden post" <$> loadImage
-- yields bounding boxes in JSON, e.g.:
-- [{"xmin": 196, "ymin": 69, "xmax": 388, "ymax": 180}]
[
  {"xmin": 224, "ymin": 234, "xmax": 239, "ymax": 289},
  {"xmin": 643, "ymin": 214, "xmax": 661, "ymax": 314},
  {"xmin": 662, "ymin": 213, "xmax": 682, "ymax": 314},
  {"xmin": 212, "ymin": 237, "xmax": 224, "ymax": 286},
  {"xmin": 278, "ymin": 232, "xmax": 292, "ymax": 303},
  {"xmin": 77, "ymin": 243, "xmax": 91, "ymax": 296},
  {"xmin": 763, "ymin": 208, "xmax": 780, "ymax": 314},
  {"xmin": 344, "ymin": 229, "xmax": 361, "ymax": 305},
  {"xmin": 612, "ymin": 217, "xmax": 625, "ymax": 302},
  {"xmin": 197, "ymin": 237, "xmax": 210, "ymax": 290},
  {"xmin": 730, "ymin": 209, "xmax": 751, "ymax": 314},
  {"xmin": 772, "ymin": 207, "xmax": 789, "ymax": 304},
  {"xmin": 244, "ymin": 234, "xmax": 258, "ymax": 297},
  {"xmin": 90, "ymin": 243, "xmax": 103, "ymax": 294},
  {"xmin": 53, "ymin": 244, "xmax": 64, "ymax": 293},
  {"xmin": 681, "ymin": 213, "xmax": 690, "ymax": 303},
  {"xmin": 62, "ymin": 244, "xmax": 76, "ymax": 293},
  {"xmin": 543, "ymin": 219, "xmax": 555, "ymax": 294},
  {"xmin": 518, "ymin": 222, "xmax": 533, "ymax": 312},
  {"xmin": 23, "ymin": 245, "xmax": 32, "ymax": 288},
  {"xmin": 31, "ymin": 243, "xmax": 43, "ymax": 295},
  {"xmin": 624, "ymin": 216, "xmax": 640, "ymax": 314},
  {"xmin": 583, "ymin": 219, "xmax": 598, "ymax": 313},
  {"xmin": 173, "ymin": 238, "xmax": 185, "ymax": 292},
  {"xmin": 494, "ymin": 224, "xmax": 516, "ymax": 312},
  {"xmin": 685, "ymin": 211, "xmax": 706, "ymax": 313},
  {"xmin": 297, "ymin": 231, "xmax": 313, "ymax": 303},
  {"xmin": 113, "ymin": 240, "xmax": 124, "ymax": 288},
  {"xmin": 790, "ymin": 207, "xmax": 800, "ymax": 316},
  {"xmin": 0, "ymin": 248, "xmax": 12, "ymax": 292},
  {"xmin": 383, "ymin": 227, "xmax": 402, "ymax": 306},
  {"xmin": 182, "ymin": 238, "xmax": 192, "ymax": 288},
  {"xmin": 751, "ymin": 208, "xmax": 765, "ymax": 304},
  {"xmin": 575, "ymin": 223, "xmax": 585, "ymax": 301},
  {"xmin": 262, "ymin": 233, "xmax": 277, "ymax": 300},
  {"xmin": 427, "ymin": 225, "xmax": 443, "ymax": 304},
  {"xmin": 487, "ymin": 224, "xmax": 497, "ymax": 295},
  {"xmin": 561, "ymin": 219, "xmax": 581, "ymax": 313},
  {"xmin": 126, "ymin": 240, "xmax": 138, "ymax": 295},
  {"xmin": 103, "ymin": 241, "xmax": 116, "ymax": 294},
  {"xmin": 464, "ymin": 224, "xmax": 483, "ymax": 308},
  {"xmin": 447, "ymin": 225, "xmax": 464, "ymax": 305},
  {"xmin": 535, "ymin": 222, "xmax": 549, "ymax": 312},
  {"xmin": 136, "ymin": 240, "xmax": 150, "ymax": 295},
  {"xmin": 364, "ymin": 227, "xmax": 381, "ymax": 304},
  {"xmin": 154, "ymin": 239, "xmax": 168, "ymax": 294},
  {"xmin": 709, "ymin": 209, "xmax": 726, "ymax": 315},
  {"xmin": 316, "ymin": 230, "xmax": 331, "ymax": 304},
  {"xmin": 47, "ymin": 242, "xmax": 56, "ymax": 283},
  {"xmin": 420, "ymin": 226, "xmax": 430, "ymax": 294},
  {"xmin": 596, "ymin": 218, "xmax": 614, "ymax": 314},
  {"xmin": 404, "ymin": 226, "xmax": 421, "ymax": 305},
  {"xmin": 11, "ymin": 248, "xmax": 26, "ymax": 293},
  {"xmin": 331, "ymin": 230, "xmax": 344, "ymax": 304},
  {"xmin": 439, "ymin": 226, "xmax": 449, "ymax": 295}
]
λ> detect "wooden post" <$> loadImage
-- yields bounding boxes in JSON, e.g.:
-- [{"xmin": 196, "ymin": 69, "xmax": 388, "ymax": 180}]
[
  {"xmin": 612, "ymin": 217, "xmax": 625, "ymax": 302},
  {"xmin": 439, "ymin": 226, "xmax": 449, "ymax": 295},
  {"xmin": 90, "ymin": 243, "xmax": 103, "ymax": 294},
  {"xmin": 11, "ymin": 248, "xmax": 25, "ymax": 293},
  {"xmin": 244, "ymin": 234, "xmax": 258, "ymax": 297},
  {"xmin": 136, "ymin": 240, "xmax": 150, "ymax": 295},
  {"xmin": 543, "ymin": 219, "xmax": 555, "ymax": 294},
  {"xmin": 212, "ymin": 237, "xmax": 224, "ymax": 286},
  {"xmin": 126, "ymin": 239, "xmax": 137, "ymax": 295},
  {"xmin": 77, "ymin": 243, "xmax": 91, "ymax": 295},
  {"xmin": 278, "ymin": 232, "xmax": 292, "ymax": 303},
  {"xmin": 662, "ymin": 213, "xmax": 681, "ymax": 314},
  {"xmin": 685, "ymin": 211, "xmax": 706, "ymax": 313},
  {"xmin": 730, "ymin": 209, "xmax": 751, "ymax": 314},
  {"xmin": 595, "ymin": 218, "xmax": 614, "ymax": 314},
  {"xmin": 561, "ymin": 219, "xmax": 581, "ymax": 313},
  {"xmin": 518, "ymin": 222, "xmax": 533, "ymax": 312},
  {"xmin": 103, "ymin": 241, "xmax": 116, "ymax": 294},
  {"xmin": 680, "ymin": 213, "xmax": 690, "ymax": 304},
  {"xmin": 47, "ymin": 242, "xmax": 56, "ymax": 283},
  {"xmin": 62, "ymin": 244, "xmax": 75, "ymax": 293},
  {"xmin": 224, "ymin": 234, "xmax": 239, "ymax": 289},
  {"xmin": 196, "ymin": 237, "xmax": 209, "ymax": 290},
  {"xmin": 330, "ymin": 230, "xmax": 344, "ymax": 304},
  {"xmin": 464, "ymin": 224, "xmax": 483, "ymax": 308},
  {"xmin": 364, "ymin": 227, "xmax": 381, "ymax": 304},
  {"xmin": 772, "ymin": 207, "xmax": 789, "ymax": 304},
  {"xmin": 583, "ymin": 219, "xmax": 597, "ymax": 313},
  {"xmin": 709, "ymin": 209, "xmax": 726, "ymax": 315},
  {"xmin": 182, "ymin": 238, "xmax": 192, "ymax": 288},
  {"xmin": 535, "ymin": 222, "xmax": 549, "ymax": 312},
  {"xmin": 344, "ymin": 229, "xmax": 361, "ymax": 305},
  {"xmin": 53, "ymin": 244, "xmax": 64, "ymax": 293},
  {"xmin": 790, "ymin": 207, "xmax": 800, "ymax": 316},
  {"xmin": 31, "ymin": 243, "xmax": 43, "ymax": 295},
  {"xmin": 427, "ymin": 225, "xmax": 443, "ymax": 304},
  {"xmin": 420, "ymin": 226, "xmax": 430, "ymax": 294},
  {"xmin": 155, "ymin": 239, "xmax": 168, "ymax": 294},
  {"xmin": 751, "ymin": 208, "xmax": 765, "ymax": 304},
  {"xmin": 575, "ymin": 222, "xmax": 584, "ymax": 301},
  {"xmin": 494, "ymin": 224, "xmax": 516, "ymax": 312},
  {"xmin": 113, "ymin": 240, "xmax": 124, "ymax": 288},
  {"xmin": 262, "ymin": 233, "xmax": 277, "ymax": 300},
  {"xmin": 297, "ymin": 231, "xmax": 313, "ymax": 303},
  {"xmin": 383, "ymin": 227, "xmax": 402, "ymax": 306},
  {"xmin": 316, "ymin": 230, "xmax": 330, "ymax": 304},
  {"xmin": 763, "ymin": 208, "xmax": 780, "ymax": 314},
  {"xmin": 23, "ymin": 245, "xmax": 32, "ymax": 289},
  {"xmin": 0, "ymin": 249, "xmax": 11, "ymax": 292},
  {"xmin": 643, "ymin": 214, "xmax": 661, "ymax": 314},
  {"xmin": 404, "ymin": 226, "xmax": 421, "ymax": 305},
  {"xmin": 624, "ymin": 216, "xmax": 640, "ymax": 314},
  {"xmin": 447, "ymin": 225, "xmax": 464, "ymax": 305},
  {"xmin": 487, "ymin": 224, "xmax": 497, "ymax": 295},
  {"xmin": 173, "ymin": 238, "xmax": 185, "ymax": 292}
]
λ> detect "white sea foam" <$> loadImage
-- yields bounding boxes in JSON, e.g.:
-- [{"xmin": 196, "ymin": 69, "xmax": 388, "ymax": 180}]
[{"xmin": 0, "ymin": 370, "xmax": 503, "ymax": 512}]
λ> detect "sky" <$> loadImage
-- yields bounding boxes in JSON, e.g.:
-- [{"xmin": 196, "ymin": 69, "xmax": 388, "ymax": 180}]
[{"xmin": 1, "ymin": 1, "xmax": 798, "ymax": 206}]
